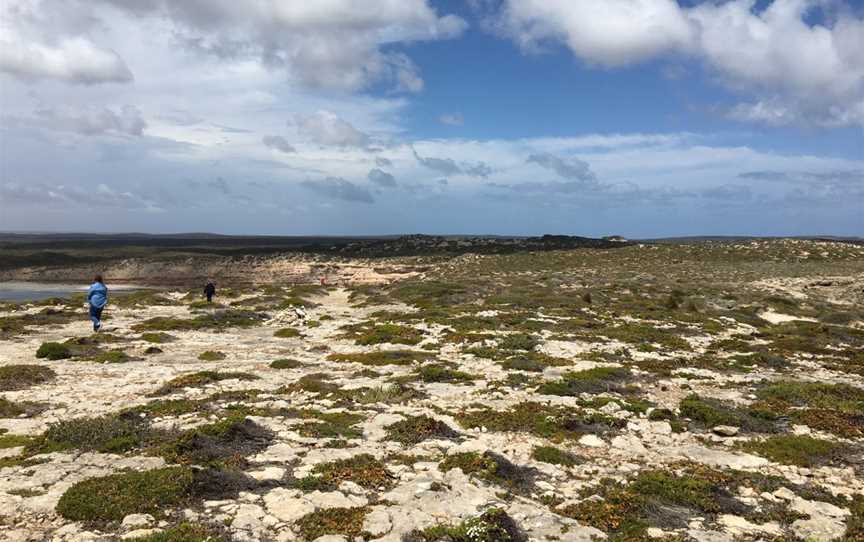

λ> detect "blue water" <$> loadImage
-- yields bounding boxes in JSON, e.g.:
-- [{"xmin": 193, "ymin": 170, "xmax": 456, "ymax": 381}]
[{"xmin": 0, "ymin": 282, "xmax": 86, "ymax": 302}]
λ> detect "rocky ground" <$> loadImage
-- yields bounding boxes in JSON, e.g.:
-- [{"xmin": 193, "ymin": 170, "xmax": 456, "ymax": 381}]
[{"xmin": 0, "ymin": 239, "xmax": 863, "ymax": 542}]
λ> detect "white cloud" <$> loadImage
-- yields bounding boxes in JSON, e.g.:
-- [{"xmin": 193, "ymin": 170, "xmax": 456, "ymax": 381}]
[
  {"xmin": 295, "ymin": 111, "xmax": 370, "ymax": 147},
  {"xmin": 0, "ymin": 32, "xmax": 133, "ymax": 84},
  {"xmin": 489, "ymin": 0, "xmax": 864, "ymax": 127},
  {"xmin": 493, "ymin": 0, "xmax": 693, "ymax": 66},
  {"xmin": 91, "ymin": 0, "xmax": 465, "ymax": 92},
  {"xmin": 5, "ymin": 105, "xmax": 146, "ymax": 136},
  {"xmin": 262, "ymin": 135, "xmax": 295, "ymax": 153}
]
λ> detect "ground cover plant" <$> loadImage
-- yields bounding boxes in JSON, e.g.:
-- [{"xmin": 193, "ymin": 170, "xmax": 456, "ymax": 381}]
[{"xmin": 2, "ymin": 238, "xmax": 864, "ymax": 541}]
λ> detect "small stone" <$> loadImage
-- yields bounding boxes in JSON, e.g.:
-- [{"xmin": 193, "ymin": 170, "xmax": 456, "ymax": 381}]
[
  {"xmin": 121, "ymin": 513, "xmax": 155, "ymax": 531},
  {"xmin": 144, "ymin": 346, "xmax": 163, "ymax": 355},
  {"xmin": 578, "ymin": 434, "xmax": 605, "ymax": 448},
  {"xmin": 773, "ymin": 487, "xmax": 796, "ymax": 501},
  {"xmin": 712, "ymin": 425, "xmax": 739, "ymax": 437},
  {"xmin": 122, "ymin": 529, "xmax": 162, "ymax": 540}
]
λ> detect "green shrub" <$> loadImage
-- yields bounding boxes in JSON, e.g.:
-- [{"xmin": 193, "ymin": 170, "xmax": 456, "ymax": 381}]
[
  {"xmin": 416, "ymin": 364, "xmax": 476, "ymax": 383},
  {"xmin": 532, "ymin": 445, "xmax": 580, "ymax": 467},
  {"xmin": 295, "ymin": 507, "xmax": 370, "ymax": 541},
  {"xmin": 28, "ymin": 414, "xmax": 159, "ymax": 455},
  {"xmin": 439, "ymin": 451, "xmax": 536, "ymax": 495},
  {"xmin": 537, "ymin": 366, "xmax": 630, "ymax": 396},
  {"xmin": 345, "ymin": 323, "xmax": 424, "ymax": 346},
  {"xmin": 327, "ymin": 350, "xmax": 430, "ymax": 366},
  {"xmin": 292, "ymin": 454, "xmax": 393, "ymax": 491},
  {"xmin": 151, "ymin": 371, "xmax": 258, "ymax": 396},
  {"xmin": 0, "ymin": 364, "xmax": 56, "ymax": 391},
  {"xmin": 270, "ymin": 358, "xmax": 302, "ymax": 369},
  {"xmin": 498, "ymin": 333, "xmax": 539, "ymax": 351},
  {"xmin": 140, "ymin": 333, "xmax": 175, "ymax": 344},
  {"xmin": 407, "ymin": 508, "xmax": 523, "ymax": 542},
  {"xmin": 274, "ymin": 327, "xmax": 302, "ymax": 339},
  {"xmin": 385, "ymin": 415, "xmax": 459, "ymax": 445},
  {"xmin": 36, "ymin": 342, "xmax": 71, "ymax": 360},
  {"xmin": 197, "ymin": 351, "xmax": 226, "ymax": 361},
  {"xmin": 92, "ymin": 349, "xmax": 132, "ymax": 363},
  {"xmin": 56, "ymin": 467, "xmax": 193, "ymax": 522},
  {"xmin": 738, "ymin": 435, "xmax": 842, "ymax": 467},
  {"xmin": 127, "ymin": 523, "xmax": 226, "ymax": 542}
]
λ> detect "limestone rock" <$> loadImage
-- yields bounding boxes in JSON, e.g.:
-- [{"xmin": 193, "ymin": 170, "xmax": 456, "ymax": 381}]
[
  {"xmin": 362, "ymin": 508, "xmax": 393, "ymax": 537},
  {"xmin": 712, "ymin": 425, "xmax": 739, "ymax": 437}
]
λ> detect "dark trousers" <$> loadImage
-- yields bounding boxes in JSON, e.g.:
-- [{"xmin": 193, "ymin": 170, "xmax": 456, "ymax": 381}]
[
  {"xmin": 89, "ymin": 305, "xmax": 104, "ymax": 329},
  {"xmin": 206, "ymin": 293, "xmax": 213, "ymax": 302}
]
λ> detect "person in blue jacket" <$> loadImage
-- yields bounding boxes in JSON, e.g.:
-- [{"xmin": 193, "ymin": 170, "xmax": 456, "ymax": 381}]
[{"xmin": 87, "ymin": 275, "xmax": 108, "ymax": 332}]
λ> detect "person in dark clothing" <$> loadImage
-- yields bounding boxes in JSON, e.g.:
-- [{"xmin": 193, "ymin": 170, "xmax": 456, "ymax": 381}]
[
  {"xmin": 204, "ymin": 281, "xmax": 216, "ymax": 303},
  {"xmin": 87, "ymin": 275, "xmax": 108, "ymax": 332}
]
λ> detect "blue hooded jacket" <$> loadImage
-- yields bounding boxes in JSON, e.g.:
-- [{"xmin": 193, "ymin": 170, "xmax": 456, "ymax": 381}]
[{"xmin": 88, "ymin": 282, "xmax": 108, "ymax": 309}]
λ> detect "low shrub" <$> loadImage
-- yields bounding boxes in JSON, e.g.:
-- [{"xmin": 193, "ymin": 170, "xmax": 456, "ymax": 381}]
[
  {"xmin": 197, "ymin": 351, "xmax": 226, "ymax": 361},
  {"xmin": 56, "ymin": 466, "xmax": 194, "ymax": 522},
  {"xmin": 0, "ymin": 364, "xmax": 56, "ymax": 391},
  {"xmin": 36, "ymin": 342, "xmax": 71, "ymax": 360},
  {"xmin": 385, "ymin": 415, "xmax": 459, "ymax": 445},
  {"xmin": 270, "ymin": 358, "xmax": 303, "ymax": 369}
]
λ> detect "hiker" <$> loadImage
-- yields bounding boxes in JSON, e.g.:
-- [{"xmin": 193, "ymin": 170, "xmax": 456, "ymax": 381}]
[
  {"xmin": 87, "ymin": 275, "xmax": 108, "ymax": 332},
  {"xmin": 204, "ymin": 280, "xmax": 216, "ymax": 303}
]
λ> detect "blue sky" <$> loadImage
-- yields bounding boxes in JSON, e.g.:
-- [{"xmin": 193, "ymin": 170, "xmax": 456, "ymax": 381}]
[{"xmin": 0, "ymin": 0, "xmax": 862, "ymax": 237}]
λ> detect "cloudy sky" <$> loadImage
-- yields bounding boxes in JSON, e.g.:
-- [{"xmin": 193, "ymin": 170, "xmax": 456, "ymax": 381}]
[{"xmin": 0, "ymin": 0, "xmax": 862, "ymax": 237}]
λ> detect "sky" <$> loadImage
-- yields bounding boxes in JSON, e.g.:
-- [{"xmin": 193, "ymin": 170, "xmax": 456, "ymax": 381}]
[{"xmin": 0, "ymin": 0, "xmax": 862, "ymax": 238}]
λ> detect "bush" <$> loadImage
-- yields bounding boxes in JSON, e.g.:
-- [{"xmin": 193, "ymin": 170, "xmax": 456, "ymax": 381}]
[
  {"xmin": 417, "ymin": 364, "xmax": 476, "ymax": 383},
  {"xmin": 385, "ymin": 415, "xmax": 459, "ymax": 445},
  {"xmin": 407, "ymin": 508, "xmax": 524, "ymax": 542},
  {"xmin": 150, "ymin": 371, "xmax": 258, "ymax": 396},
  {"xmin": 738, "ymin": 435, "xmax": 842, "ymax": 467},
  {"xmin": 28, "ymin": 414, "xmax": 158, "ymax": 455},
  {"xmin": 295, "ymin": 507, "xmax": 369, "ymax": 541},
  {"xmin": 56, "ymin": 467, "xmax": 194, "ymax": 522},
  {"xmin": 197, "ymin": 351, "xmax": 226, "ymax": 361},
  {"xmin": 498, "ymin": 334, "xmax": 539, "ymax": 351},
  {"xmin": 532, "ymin": 445, "xmax": 580, "ymax": 467},
  {"xmin": 0, "ymin": 364, "xmax": 56, "ymax": 391},
  {"xmin": 140, "ymin": 333, "xmax": 175, "ymax": 344},
  {"xmin": 36, "ymin": 342, "xmax": 71, "ymax": 360},
  {"xmin": 327, "ymin": 350, "xmax": 430, "ymax": 367},
  {"xmin": 274, "ymin": 327, "xmax": 302, "ymax": 339},
  {"xmin": 270, "ymin": 358, "xmax": 302, "ymax": 369}
]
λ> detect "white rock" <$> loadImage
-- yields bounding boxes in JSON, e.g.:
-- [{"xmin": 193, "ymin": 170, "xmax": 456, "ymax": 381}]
[
  {"xmin": 687, "ymin": 529, "xmax": 734, "ymax": 542},
  {"xmin": 773, "ymin": 487, "xmax": 796, "ymax": 501},
  {"xmin": 792, "ymin": 424, "xmax": 812, "ymax": 435},
  {"xmin": 791, "ymin": 517, "xmax": 848, "ymax": 542},
  {"xmin": 311, "ymin": 536, "xmax": 348, "ymax": 542},
  {"xmin": 712, "ymin": 425, "xmax": 739, "ymax": 437},
  {"xmin": 121, "ymin": 513, "xmax": 154, "ymax": 531},
  {"xmin": 248, "ymin": 466, "xmax": 286, "ymax": 482},
  {"xmin": 578, "ymin": 435, "xmax": 605, "ymax": 448},
  {"xmin": 232, "ymin": 503, "xmax": 265, "ymax": 531},
  {"xmin": 121, "ymin": 529, "xmax": 162, "ymax": 540},
  {"xmin": 263, "ymin": 490, "xmax": 315, "ymax": 523},
  {"xmin": 718, "ymin": 514, "xmax": 781, "ymax": 535},
  {"xmin": 611, "ymin": 435, "xmax": 647, "ymax": 454},
  {"xmin": 680, "ymin": 445, "xmax": 768, "ymax": 469},
  {"xmin": 790, "ymin": 498, "xmax": 850, "ymax": 519},
  {"xmin": 362, "ymin": 508, "xmax": 392, "ymax": 537}
]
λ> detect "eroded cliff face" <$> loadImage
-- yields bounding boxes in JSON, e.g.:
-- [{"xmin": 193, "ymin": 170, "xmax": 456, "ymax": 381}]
[{"xmin": 0, "ymin": 254, "xmax": 425, "ymax": 286}]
